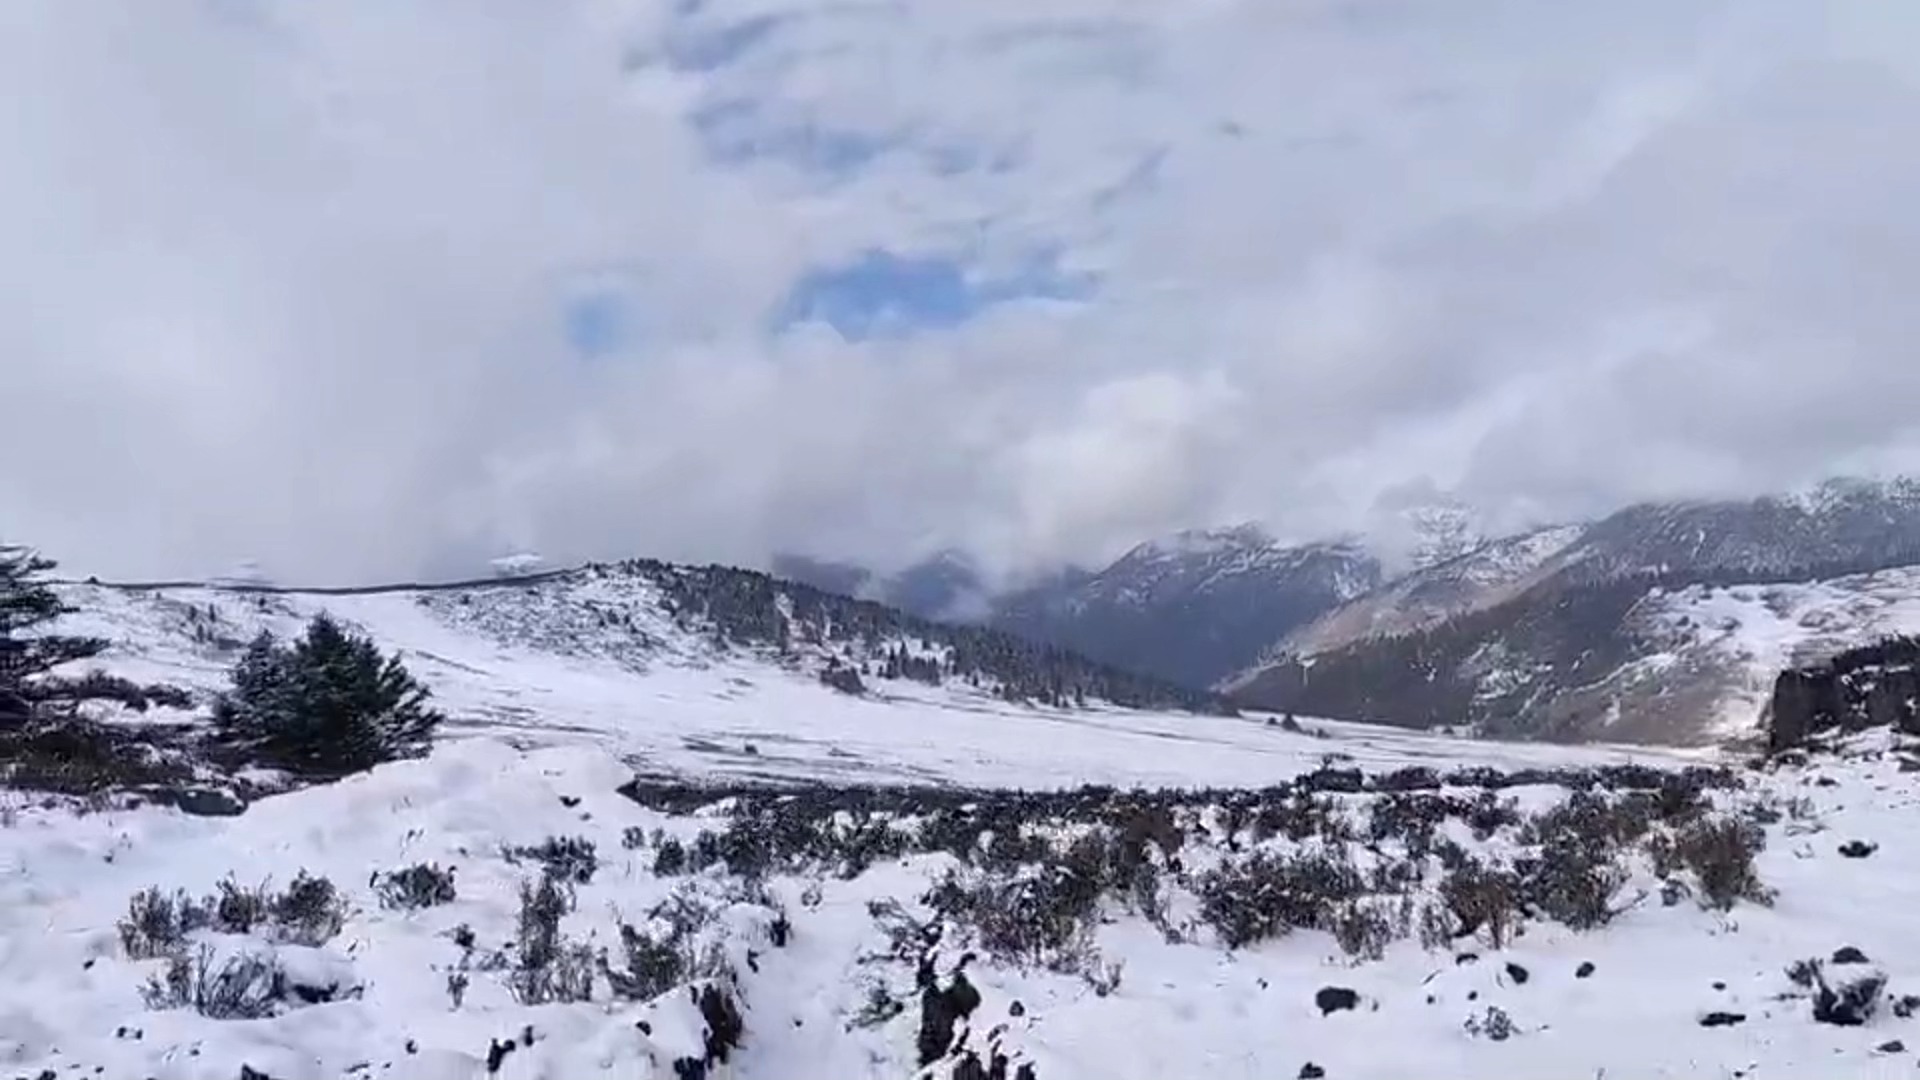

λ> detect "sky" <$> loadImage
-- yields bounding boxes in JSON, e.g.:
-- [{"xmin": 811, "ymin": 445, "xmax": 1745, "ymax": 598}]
[{"xmin": 7, "ymin": 1, "xmax": 1920, "ymax": 585}]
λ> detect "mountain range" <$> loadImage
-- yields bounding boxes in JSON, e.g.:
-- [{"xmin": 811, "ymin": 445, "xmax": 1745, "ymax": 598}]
[{"xmin": 778, "ymin": 476, "xmax": 1920, "ymax": 747}]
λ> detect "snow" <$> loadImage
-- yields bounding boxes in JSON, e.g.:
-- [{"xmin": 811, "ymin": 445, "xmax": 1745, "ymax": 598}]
[
  {"xmin": 8, "ymin": 725, "xmax": 1920, "ymax": 1077},
  {"xmin": 49, "ymin": 579, "xmax": 1687, "ymax": 790},
  {"xmin": 18, "ymin": 572, "xmax": 1920, "ymax": 1079},
  {"xmin": 1645, "ymin": 566, "xmax": 1920, "ymax": 737}
]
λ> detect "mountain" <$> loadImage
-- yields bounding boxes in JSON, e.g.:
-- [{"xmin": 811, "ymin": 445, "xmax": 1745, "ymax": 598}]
[
  {"xmin": 49, "ymin": 559, "xmax": 1229, "ymax": 760},
  {"xmin": 771, "ymin": 549, "xmax": 995, "ymax": 622},
  {"xmin": 1230, "ymin": 478, "xmax": 1920, "ymax": 745},
  {"xmin": 992, "ymin": 525, "xmax": 1383, "ymax": 690}
]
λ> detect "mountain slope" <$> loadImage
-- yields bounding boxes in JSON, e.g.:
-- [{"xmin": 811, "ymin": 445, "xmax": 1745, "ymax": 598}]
[
  {"xmin": 992, "ymin": 526, "xmax": 1381, "ymax": 690},
  {"xmin": 1232, "ymin": 479, "xmax": 1920, "ymax": 744}
]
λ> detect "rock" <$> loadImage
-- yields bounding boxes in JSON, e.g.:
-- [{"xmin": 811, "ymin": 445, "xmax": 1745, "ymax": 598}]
[
  {"xmin": 1299, "ymin": 1064, "xmax": 1327, "ymax": 1079},
  {"xmin": 1877, "ymin": 1040, "xmax": 1907, "ymax": 1054},
  {"xmin": 1839, "ymin": 840, "xmax": 1878, "ymax": 859},
  {"xmin": 1455, "ymin": 953, "xmax": 1480, "ymax": 966},
  {"xmin": 1698, "ymin": 1012, "xmax": 1747, "ymax": 1028},
  {"xmin": 1813, "ymin": 971, "xmax": 1887, "ymax": 1027},
  {"xmin": 1315, "ymin": 987, "xmax": 1360, "ymax": 1015},
  {"xmin": 1009, "ymin": 1000, "xmax": 1026, "ymax": 1018},
  {"xmin": 1832, "ymin": 946, "xmax": 1871, "ymax": 965},
  {"xmin": 1575, "ymin": 962, "xmax": 1595, "ymax": 979},
  {"xmin": 1712, "ymin": 981, "xmax": 1726, "ymax": 991},
  {"xmin": 1505, "ymin": 962, "xmax": 1530, "ymax": 985}
]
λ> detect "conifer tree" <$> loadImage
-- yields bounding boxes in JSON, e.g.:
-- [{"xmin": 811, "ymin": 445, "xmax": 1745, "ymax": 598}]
[
  {"xmin": 0, "ymin": 545, "xmax": 110, "ymax": 721},
  {"xmin": 214, "ymin": 613, "xmax": 442, "ymax": 777}
]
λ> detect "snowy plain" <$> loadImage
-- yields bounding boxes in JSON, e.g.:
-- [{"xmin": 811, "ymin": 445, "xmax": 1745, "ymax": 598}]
[{"xmin": 3, "ymin": 573, "xmax": 1918, "ymax": 1079}]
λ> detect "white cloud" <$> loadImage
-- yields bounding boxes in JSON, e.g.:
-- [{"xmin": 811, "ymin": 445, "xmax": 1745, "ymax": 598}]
[{"xmin": 5, "ymin": 0, "xmax": 1920, "ymax": 582}]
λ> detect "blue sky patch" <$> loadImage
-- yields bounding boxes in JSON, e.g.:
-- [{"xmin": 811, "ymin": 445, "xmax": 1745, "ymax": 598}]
[
  {"xmin": 563, "ymin": 291, "xmax": 633, "ymax": 359},
  {"xmin": 774, "ymin": 248, "xmax": 1095, "ymax": 340}
]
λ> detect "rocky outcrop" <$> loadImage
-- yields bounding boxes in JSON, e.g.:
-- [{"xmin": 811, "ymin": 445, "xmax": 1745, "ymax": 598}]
[{"xmin": 1767, "ymin": 637, "xmax": 1920, "ymax": 751}]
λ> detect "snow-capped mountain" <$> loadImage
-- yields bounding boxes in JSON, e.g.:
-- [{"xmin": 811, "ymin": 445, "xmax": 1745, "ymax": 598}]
[
  {"xmin": 992, "ymin": 525, "xmax": 1383, "ymax": 691},
  {"xmin": 771, "ymin": 549, "xmax": 998, "ymax": 623},
  {"xmin": 1231, "ymin": 478, "xmax": 1920, "ymax": 745},
  {"xmin": 45, "ymin": 559, "xmax": 1226, "ymax": 775}
]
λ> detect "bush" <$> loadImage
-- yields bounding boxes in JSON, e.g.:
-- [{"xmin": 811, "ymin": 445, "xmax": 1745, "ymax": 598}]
[
  {"xmin": 509, "ymin": 836, "xmax": 599, "ymax": 885},
  {"xmin": 117, "ymin": 872, "xmax": 345, "ymax": 956},
  {"xmin": 375, "ymin": 863, "xmax": 457, "ymax": 910},
  {"xmin": 1437, "ymin": 855, "xmax": 1523, "ymax": 948},
  {"xmin": 212, "ymin": 615, "xmax": 443, "ymax": 779},
  {"xmin": 506, "ymin": 875, "xmax": 594, "ymax": 1005},
  {"xmin": 142, "ymin": 943, "xmax": 288, "ymax": 1020},
  {"xmin": 1198, "ymin": 849, "xmax": 1365, "ymax": 949},
  {"xmin": 926, "ymin": 865, "xmax": 1103, "ymax": 973},
  {"xmin": 1655, "ymin": 817, "xmax": 1773, "ymax": 911},
  {"xmin": 604, "ymin": 890, "xmax": 727, "ymax": 1002}
]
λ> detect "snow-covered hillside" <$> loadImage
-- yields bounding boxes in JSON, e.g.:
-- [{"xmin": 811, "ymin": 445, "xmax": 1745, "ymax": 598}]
[
  {"xmin": 1639, "ymin": 566, "xmax": 1920, "ymax": 739},
  {"xmin": 43, "ymin": 575, "xmax": 1662, "ymax": 791}
]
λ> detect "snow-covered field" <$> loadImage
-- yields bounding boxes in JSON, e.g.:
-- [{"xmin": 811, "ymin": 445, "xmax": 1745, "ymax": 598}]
[{"xmin": 9, "ymin": 575, "xmax": 1920, "ymax": 1079}]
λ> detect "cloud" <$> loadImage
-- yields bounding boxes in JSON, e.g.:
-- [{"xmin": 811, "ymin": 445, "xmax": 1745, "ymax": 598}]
[{"xmin": 4, "ymin": 0, "xmax": 1920, "ymax": 583}]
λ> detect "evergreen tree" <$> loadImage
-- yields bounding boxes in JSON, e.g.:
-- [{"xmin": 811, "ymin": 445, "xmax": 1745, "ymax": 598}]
[
  {"xmin": 0, "ymin": 545, "xmax": 111, "ymax": 721},
  {"xmin": 214, "ymin": 613, "xmax": 443, "ymax": 778}
]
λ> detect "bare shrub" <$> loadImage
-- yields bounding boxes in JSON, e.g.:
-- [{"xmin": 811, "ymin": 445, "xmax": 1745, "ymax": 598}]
[
  {"xmin": 509, "ymin": 835, "xmax": 599, "ymax": 885},
  {"xmin": 1654, "ymin": 817, "xmax": 1773, "ymax": 911},
  {"xmin": 1198, "ymin": 849, "xmax": 1365, "ymax": 949},
  {"xmin": 374, "ymin": 863, "xmax": 457, "ymax": 910},
  {"xmin": 141, "ymin": 943, "xmax": 288, "ymax": 1020},
  {"xmin": 506, "ymin": 875, "xmax": 595, "ymax": 1005}
]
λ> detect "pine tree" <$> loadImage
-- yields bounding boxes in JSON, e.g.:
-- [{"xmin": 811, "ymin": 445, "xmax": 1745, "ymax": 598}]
[
  {"xmin": 214, "ymin": 613, "xmax": 443, "ymax": 778},
  {"xmin": 0, "ymin": 545, "xmax": 109, "ymax": 721}
]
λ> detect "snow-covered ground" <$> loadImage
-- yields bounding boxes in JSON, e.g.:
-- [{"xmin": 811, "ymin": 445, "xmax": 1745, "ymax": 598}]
[
  {"xmin": 5, "ymin": 729, "xmax": 1920, "ymax": 1079},
  {"xmin": 12, "ymin": 573, "xmax": 1920, "ymax": 1079}
]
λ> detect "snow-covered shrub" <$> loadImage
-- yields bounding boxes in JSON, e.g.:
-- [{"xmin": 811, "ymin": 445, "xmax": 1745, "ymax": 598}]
[
  {"xmin": 926, "ymin": 864, "xmax": 1104, "ymax": 973},
  {"xmin": 652, "ymin": 836, "xmax": 688, "ymax": 875},
  {"xmin": 1652, "ymin": 817, "xmax": 1773, "ymax": 911},
  {"xmin": 119, "ymin": 887, "xmax": 194, "ymax": 960},
  {"xmin": 141, "ymin": 943, "xmax": 288, "ymax": 1020},
  {"xmin": 1198, "ymin": 848, "xmax": 1365, "ymax": 949},
  {"xmin": 268, "ymin": 871, "xmax": 346, "ymax": 946},
  {"xmin": 1435, "ymin": 850, "xmax": 1524, "ymax": 949},
  {"xmin": 117, "ymin": 872, "xmax": 344, "ymax": 958},
  {"xmin": 603, "ymin": 889, "xmax": 728, "ymax": 1002},
  {"xmin": 505, "ymin": 875, "xmax": 595, "ymax": 1005},
  {"xmin": 507, "ymin": 835, "xmax": 599, "ymax": 885},
  {"xmin": 374, "ymin": 862, "xmax": 457, "ymax": 910},
  {"xmin": 211, "ymin": 614, "xmax": 442, "ymax": 779}
]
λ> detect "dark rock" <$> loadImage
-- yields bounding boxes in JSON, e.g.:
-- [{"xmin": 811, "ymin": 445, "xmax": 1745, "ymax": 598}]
[
  {"xmin": 1009, "ymin": 1000, "xmax": 1026, "ymax": 1018},
  {"xmin": 1455, "ymin": 952, "xmax": 1480, "ymax": 966},
  {"xmin": 1839, "ymin": 840, "xmax": 1878, "ymax": 859},
  {"xmin": 1877, "ymin": 1040, "xmax": 1906, "ymax": 1054},
  {"xmin": 1315, "ymin": 987, "xmax": 1360, "ymax": 1016},
  {"xmin": 1832, "ymin": 946, "xmax": 1870, "ymax": 965},
  {"xmin": 1698, "ymin": 1012, "xmax": 1747, "ymax": 1028},
  {"xmin": 1813, "ymin": 971, "xmax": 1887, "ymax": 1027},
  {"xmin": 1712, "ymin": 981, "xmax": 1726, "ymax": 991},
  {"xmin": 485, "ymin": 1039, "xmax": 516, "ymax": 1074},
  {"xmin": 559, "ymin": 795, "xmax": 581, "ymax": 808},
  {"xmin": 696, "ymin": 985, "xmax": 744, "ymax": 1065},
  {"xmin": 1894, "ymin": 994, "xmax": 1920, "ymax": 1019},
  {"xmin": 144, "ymin": 785, "xmax": 247, "ymax": 817},
  {"xmin": 919, "ymin": 971, "xmax": 984, "ymax": 1065},
  {"xmin": 1299, "ymin": 1064, "xmax": 1327, "ymax": 1079},
  {"xmin": 1575, "ymin": 961, "xmax": 1595, "ymax": 979},
  {"xmin": 1505, "ymin": 962, "xmax": 1530, "ymax": 985}
]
